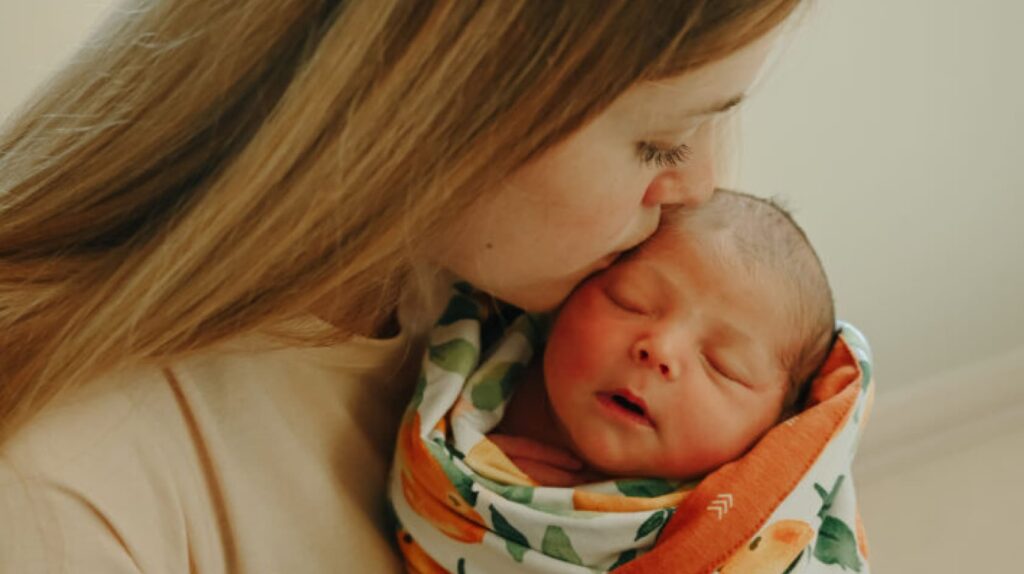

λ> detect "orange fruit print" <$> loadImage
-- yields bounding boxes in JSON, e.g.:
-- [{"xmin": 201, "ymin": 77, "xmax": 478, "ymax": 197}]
[{"xmin": 398, "ymin": 411, "xmax": 486, "ymax": 544}]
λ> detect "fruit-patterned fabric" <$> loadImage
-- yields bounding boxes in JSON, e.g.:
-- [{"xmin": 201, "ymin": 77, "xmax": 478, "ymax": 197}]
[{"xmin": 389, "ymin": 285, "xmax": 873, "ymax": 573}]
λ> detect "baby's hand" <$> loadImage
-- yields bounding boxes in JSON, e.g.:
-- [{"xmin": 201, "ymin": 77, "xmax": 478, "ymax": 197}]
[{"xmin": 488, "ymin": 434, "xmax": 595, "ymax": 487}]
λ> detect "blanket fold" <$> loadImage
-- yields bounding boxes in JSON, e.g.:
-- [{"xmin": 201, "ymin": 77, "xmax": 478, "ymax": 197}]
[{"xmin": 390, "ymin": 285, "xmax": 873, "ymax": 573}]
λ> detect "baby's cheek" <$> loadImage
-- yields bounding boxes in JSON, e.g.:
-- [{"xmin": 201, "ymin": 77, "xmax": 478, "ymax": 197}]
[
  {"xmin": 547, "ymin": 315, "xmax": 616, "ymax": 384},
  {"xmin": 546, "ymin": 335, "xmax": 597, "ymax": 387},
  {"xmin": 662, "ymin": 432, "xmax": 744, "ymax": 479}
]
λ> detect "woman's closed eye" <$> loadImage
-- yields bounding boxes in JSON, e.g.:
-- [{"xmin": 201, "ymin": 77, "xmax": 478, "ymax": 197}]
[{"xmin": 637, "ymin": 142, "xmax": 693, "ymax": 169}]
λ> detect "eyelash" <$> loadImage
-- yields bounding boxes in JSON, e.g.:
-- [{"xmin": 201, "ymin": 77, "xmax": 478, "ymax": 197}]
[
  {"xmin": 703, "ymin": 355, "xmax": 729, "ymax": 379},
  {"xmin": 612, "ymin": 301, "xmax": 746, "ymax": 385},
  {"xmin": 607, "ymin": 285, "xmax": 748, "ymax": 385},
  {"xmin": 704, "ymin": 354, "xmax": 748, "ymax": 387},
  {"xmin": 637, "ymin": 142, "xmax": 693, "ymax": 168}
]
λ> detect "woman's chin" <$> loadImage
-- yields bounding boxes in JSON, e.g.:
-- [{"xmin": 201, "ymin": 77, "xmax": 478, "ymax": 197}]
[
  {"xmin": 495, "ymin": 277, "xmax": 581, "ymax": 312},
  {"xmin": 472, "ymin": 256, "xmax": 617, "ymax": 312}
]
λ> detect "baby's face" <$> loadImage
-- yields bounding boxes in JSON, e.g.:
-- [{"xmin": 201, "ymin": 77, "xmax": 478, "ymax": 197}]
[{"xmin": 543, "ymin": 227, "xmax": 794, "ymax": 479}]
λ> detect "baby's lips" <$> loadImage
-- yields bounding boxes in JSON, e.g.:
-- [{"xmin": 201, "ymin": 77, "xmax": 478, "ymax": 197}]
[
  {"xmin": 596, "ymin": 389, "xmax": 656, "ymax": 428},
  {"xmin": 611, "ymin": 388, "xmax": 649, "ymax": 414}
]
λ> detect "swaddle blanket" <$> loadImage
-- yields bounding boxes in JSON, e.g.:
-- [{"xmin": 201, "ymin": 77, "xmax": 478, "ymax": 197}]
[{"xmin": 389, "ymin": 285, "xmax": 874, "ymax": 573}]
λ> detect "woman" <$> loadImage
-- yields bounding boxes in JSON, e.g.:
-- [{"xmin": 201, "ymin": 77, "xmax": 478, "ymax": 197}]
[{"xmin": 0, "ymin": 1, "xmax": 803, "ymax": 571}]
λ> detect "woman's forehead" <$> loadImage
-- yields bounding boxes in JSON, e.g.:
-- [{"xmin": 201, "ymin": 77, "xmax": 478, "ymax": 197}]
[{"xmin": 615, "ymin": 26, "xmax": 787, "ymax": 126}]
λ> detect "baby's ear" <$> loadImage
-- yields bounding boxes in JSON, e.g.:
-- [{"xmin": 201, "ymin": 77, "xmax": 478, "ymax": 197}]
[
  {"xmin": 776, "ymin": 357, "xmax": 856, "ymax": 426},
  {"xmin": 805, "ymin": 336, "xmax": 860, "ymax": 408},
  {"xmin": 776, "ymin": 383, "xmax": 804, "ymax": 423}
]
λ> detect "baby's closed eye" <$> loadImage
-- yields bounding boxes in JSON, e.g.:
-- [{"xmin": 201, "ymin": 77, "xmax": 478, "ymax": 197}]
[{"xmin": 604, "ymin": 286, "xmax": 651, "ymax": 316}]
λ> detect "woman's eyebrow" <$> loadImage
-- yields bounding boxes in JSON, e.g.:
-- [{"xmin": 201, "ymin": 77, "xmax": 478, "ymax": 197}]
[
  {"xmin": 645, "ymin": 93, "xmax": 746, "ymax": 128},
  {"xmin": 688, "ymin": 94, "xmax": 746, "ymax": 118}
]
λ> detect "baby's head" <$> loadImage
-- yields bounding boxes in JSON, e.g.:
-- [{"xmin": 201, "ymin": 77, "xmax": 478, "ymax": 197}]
[{"xmin": 542, "ymin": 189, "xmax": 835, "ymax": 480}]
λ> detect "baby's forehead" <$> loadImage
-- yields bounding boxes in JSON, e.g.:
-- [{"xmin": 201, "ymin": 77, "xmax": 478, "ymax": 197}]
[
  {"xmin": 623, "ymin": 224, "xmax": 746, "ymax": 278},
  {"xmin": 620, "ymin": 230, "xmax": 799, "ymax": 356}
]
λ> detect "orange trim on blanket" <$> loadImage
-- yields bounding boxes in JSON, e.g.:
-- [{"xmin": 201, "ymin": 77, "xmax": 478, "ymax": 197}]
[{"xmin": 615, "ymin": 337, "xmax": 863, "ymax": 574}]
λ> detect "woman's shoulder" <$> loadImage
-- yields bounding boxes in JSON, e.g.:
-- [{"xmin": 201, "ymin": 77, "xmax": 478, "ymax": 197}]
[
  {"xmin": 0, "ymin": 311, "xmax": 425, "ymax": 499},
  {"xmin": 0, "ymin": 326, "xmax": 423, "ymax": 573},
  {"xmin": 0, "ymin": 361, "xmax": 192, "ymax": 486},
  {"xmin": 0, "ymin": 362, "xmax": 211, "ymax": 572}
]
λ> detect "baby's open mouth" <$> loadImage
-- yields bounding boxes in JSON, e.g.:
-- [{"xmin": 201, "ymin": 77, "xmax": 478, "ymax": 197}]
[{"xmin": 597, "ymin": 390, "xmax": 654, "ymax": 427}]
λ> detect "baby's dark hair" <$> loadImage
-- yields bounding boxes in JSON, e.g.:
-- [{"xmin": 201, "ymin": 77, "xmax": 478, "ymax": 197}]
[{"xmin": 662, "ymin": 189, "xmax": 836, "ymax": 414}]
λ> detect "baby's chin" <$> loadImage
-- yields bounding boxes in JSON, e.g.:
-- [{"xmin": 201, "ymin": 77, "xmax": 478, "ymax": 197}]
[
  {"xmin": 577, "ymin": 445, "xmax": 708, "ymax": 482},
  {"xmin": 570, "ymin": 441, "xmax": 665, "ymax": 480}
]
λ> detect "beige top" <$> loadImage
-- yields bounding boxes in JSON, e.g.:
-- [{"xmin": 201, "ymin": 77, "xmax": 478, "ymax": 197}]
[{"xmin": 0, "ymin": 308, "xmax": 436, "ymax": 573}]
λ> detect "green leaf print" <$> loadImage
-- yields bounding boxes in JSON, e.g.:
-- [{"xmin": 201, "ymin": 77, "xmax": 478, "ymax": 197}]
[
  {"xmin": 610, "ymin": 549, "xmax": 639, "ymax": 569},
  {"xmin": 470, "ymin": 362, "xmax": 524, "ymax": 411},
  {"xmin": 429, "ymin": 338, "xmax": 478, "ymax": 377},
  {"xmin": 496, "ymin": 484, "xmax": 535, "ymax": 504},
  {"xmin": 541, "ymin": 526, "xmax": 583, "ymax": 565},
  {"xmin": 653, "ymin": 508, "xmax": 675, "ymax": 544},
  {"xmin": 426, "ymin": 439, "xmax": 478, "ymax": 507},
  {"xmin": 490, "ymin": 505, "xmax": 530, "ymax": 562},
  {"xmin": 616, "ymin": 478, "xmax": 677, "ymax": 498},
  {"xmin": 505, "ymin": 541, "xmax": 529, "ymax": 563},
  {"xmin": 814, "ymin": 475, "xmax": 845, "ymax": 520},
  {"xmin": 635, "ymin": 510, "xmax": 668, "ymax": 541},
  {"xmin": 814, "ymin": 516, "xmax": 863, "ymax": 571},
  {"xmin": 474, "ymin": 476, "xmax": 535, "ymax": 504},
  {"xmin": 438, "ymin": 294, "xmax": 482, "ymax": 326},
  {"xmin": 508, "ymin": 313, "xmax": 538, "ymax": 345}
]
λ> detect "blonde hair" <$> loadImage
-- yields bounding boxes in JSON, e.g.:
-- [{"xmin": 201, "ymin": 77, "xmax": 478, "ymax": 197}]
[{"xmin": 0, "ymin": 0, "xmax": 802, "ymax": 443}]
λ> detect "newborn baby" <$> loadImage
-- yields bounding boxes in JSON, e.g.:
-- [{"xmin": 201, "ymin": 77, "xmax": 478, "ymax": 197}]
[
  {"xmin": 490, "ymin": 188, "xmax": 835, "ymax": 486},
  {"xmin": 389, "ymin": 188, "xmax": 858, "ymax": 574}
]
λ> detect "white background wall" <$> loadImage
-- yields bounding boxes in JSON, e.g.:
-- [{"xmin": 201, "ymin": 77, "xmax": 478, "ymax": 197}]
[
  {"xmin": 738, "ymin": 0, "xmax": 1024, "ymax": 390},
  {"xmin": 3, "ymin": 1, "xmax": 1022, "ymax": 571},
  {"xmin": 736, "ymin": 5, "xmax": 1024, "ymax": 568}
]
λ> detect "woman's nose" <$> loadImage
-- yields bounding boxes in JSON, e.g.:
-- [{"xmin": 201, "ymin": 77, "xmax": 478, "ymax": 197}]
[
  {"xmin": 631, "ymin": 338, "xmax": 680, "ymax": 381},
  {"xmin": 643, "ymin": 170, "xmax": 714, "ymax": 209},
  {"xmin": 642, "ymin": 128, "xmax": 717, "ymax": 209}
]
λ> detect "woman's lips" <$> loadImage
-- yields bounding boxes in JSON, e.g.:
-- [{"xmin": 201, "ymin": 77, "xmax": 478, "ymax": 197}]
[
  {"xmin": 595, "ymin": 251, "xmax": 623, "ymax": 270},
  {"xmin": 596, "ymin": 389, "xmax": 654, "ymax": 428},
  {"xmin": 596, "ymin": 235, "xmax": 647, "ymax": 269}
]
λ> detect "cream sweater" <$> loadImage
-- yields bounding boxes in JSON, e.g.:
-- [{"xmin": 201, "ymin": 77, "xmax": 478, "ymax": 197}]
[{"xmin": 0, "ymin": 315, "xmax": 430, "ymax": 573}]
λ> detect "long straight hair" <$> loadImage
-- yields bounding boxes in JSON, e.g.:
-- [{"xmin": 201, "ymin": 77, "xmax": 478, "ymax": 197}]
[{"xmin": 0, "ymin": 0, "xmax": 802, "ymax": 443}]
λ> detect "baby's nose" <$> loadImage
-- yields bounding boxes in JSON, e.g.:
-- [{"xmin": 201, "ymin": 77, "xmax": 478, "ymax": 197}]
[{"xmin": 631, "ymin": 340, "xmax": 679, "ymax": 381}]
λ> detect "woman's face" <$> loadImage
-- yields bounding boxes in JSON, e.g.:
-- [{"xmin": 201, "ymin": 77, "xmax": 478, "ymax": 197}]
[{"xmin": 431, "ymin": 28, "xmax": 784, "ymax": 311}]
